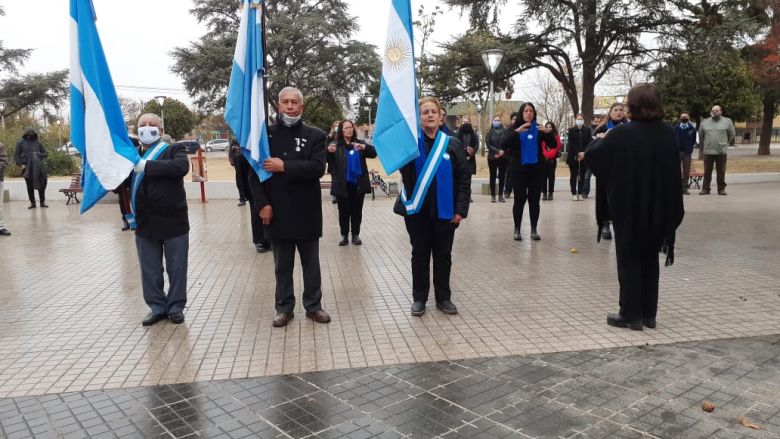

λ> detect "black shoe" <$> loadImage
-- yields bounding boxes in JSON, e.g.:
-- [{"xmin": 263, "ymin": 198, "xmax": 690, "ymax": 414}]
[
  {"xmin": 411, "ymin": 301, "xmax": 426, "ymax": 316},
  {"xmin": 643, "ymin": 318, "xmax": 657, "ymax": 329},
  {"xmin": 436, "ymin": 300, "xmax": 458, "ymax": 315},
  {"xmin": 169, "ymin": 311, "xmax": 185, "ymax": 324},
  {"xmin": 40, "ymin": 202, "xmax": 48, "ymax": 208},
  {"xmin": 581, "ymin": 194, "xmax": 589, "ymax": 199},
  {"xmin": 121, "ymin": 218, "xmax": 130, "ymax": 231},
  {"xmin": 237, "ymin": 200, "xmax": 246, "ymax": 206},
  {"xmin": 530, "ymin": 228, "xmax": 541, "ymax": 241},
  {"xmin": 601, "ymin": 224, "xmax": 612, "ymax": 240},
  {"xmin": 352, "ymin": 235, "xmax": 362, "ymax": 245},
  {"xmin": 513, "ymin": 228, "xmax": 522, "ymax": 241},
  {"xmin": 264, "ymin": 242, "xmax": 273, "ymax": 251},
  {"xmin": 699, "ymin": 190, "xmax": 711, "ymax": 195},
  {"xmin": 542, "ymin": 193, "xmax": 548, "ymax": 201},
  {"xmin": 548, "ymin": 193, "xmax": 553, "ymax": 201},
  {"xmin": 491, "ymin": 196, "xmax": 496, "ymax": 203},
  {"xmin": 142, "ymin": 313, "xmax": 167, "ymax": 326},
  {"xmin": 255, "ymin": 243, "xmax": 267, "ymax": 253},
  {"xmin": 339, "ymin": 235, "xmax": 349, "ymax": 246},
  {"xmin": 606, "ymin": 313, "xmax": 642, "ymax": 331},
  {"xmin": 28, "ymin": 203, "xmax": 36, "ymax": 209},
  {"xmin": 470, "ymin": 197, "xmax": 474, "ymax": 203},
  {"xmin": 504, "ymin": 192, "xmax": 511, "ymax": 199},
  {"xmin": 0, "ymin": 229, "xmax": 10, "ymax": 236},
  {"xmin": 273, "ymin": 312, "xmax": 294, "ymax": 327},
  {"xmin": 498, "ymin": 196, "xmax": 506, "ymax": 203},
  {"xmin": 682, "ymin": 189, "xmax": 690, "ymax": 195},
  {"xmin": 331, "ymin": 197, "xmax": 338, "ymax": 204}
]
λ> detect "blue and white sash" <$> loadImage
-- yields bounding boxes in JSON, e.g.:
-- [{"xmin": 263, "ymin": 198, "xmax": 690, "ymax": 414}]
[
  {"xmin": 400, "ymin": 130, "xmax": 453, "ymax": 218},
  {"xmin": 129, "ymin": 142, "xmax": 170, "ymax": 222}
]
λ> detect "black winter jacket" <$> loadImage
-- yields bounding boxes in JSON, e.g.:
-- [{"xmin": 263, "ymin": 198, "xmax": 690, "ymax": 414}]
[
  {"xmin": 134, "ymin": 141, "xmax": 190, "ymax": 240},
  {"xmin": 248, "ymin": 118, "xmax": 326, "ymax": 241},
  {"xmin": 455, "ymin": 127, "xmax": 479, "ymax": 175},
  {"xmin": 500, "ymin": 126, "xmax": 556, "ymax": 173},
  {"xmin": 393, "ymin": 134, "xmax": 471, "ymax": 219},
  {"xmin": 326, "ymin": 138, "xmax": 377, "ymax": 197},
  {"xmin": 566, "ymin": 127, "xmax": 592, "ymax": 165}
]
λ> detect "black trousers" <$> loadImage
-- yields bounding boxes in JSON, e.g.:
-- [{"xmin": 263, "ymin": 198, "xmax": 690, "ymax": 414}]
[
  {"xmin": 248, "ymin": 197, "xmax": 269, "ymax": 245},
  {"xmin": 615, "ymin": 238, "xmax": 661, "ymax": 321},
  {"xmin": 504, "ymin": 165, "xmax": 513, "ymax": 196},
  {"xmin": 24, "ymin": 177, "xmax": 46, "ymax": 203},
  {"xmin": 337, "ymin": 184, "xmax": 365, "ymax": 236},
  {"xmin": 568, "ymin": 161, "xmax": 587, "ymax": 195},
  {"xmin": 702, "ymin": 154, "xmax": 727, "ymax": 192},
  {"xmin": 487, "ymin": 158, "xmax": 508, "ymax": 197},
  {"xmin": 404, "ymin": 215, "xmax": 456, "ymax": 304},
  {"xmin": 544, "ymin": 159, "xmax": 557, "ymax": 194},
  {"xmin": 511, "ymin": 165, "xmax": 544, "ymax": 229},
  {"xmin": 272, "ymin": 239, "xmax": 322, "ymax": 313},
  {"xmin": 234, "ymin": 155, "xmax": 250, "ymax": 201}
]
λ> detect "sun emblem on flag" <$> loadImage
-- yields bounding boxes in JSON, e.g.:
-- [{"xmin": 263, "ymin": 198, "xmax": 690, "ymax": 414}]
[{"xmin": 384, "ymin": 38, "xmax": 411, "ymax": 71}]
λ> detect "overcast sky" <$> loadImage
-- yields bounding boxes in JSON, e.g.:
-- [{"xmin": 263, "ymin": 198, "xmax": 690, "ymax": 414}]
[{"xmin": 1, "ymin": 0, "xmax": 523, "ymax": 112}]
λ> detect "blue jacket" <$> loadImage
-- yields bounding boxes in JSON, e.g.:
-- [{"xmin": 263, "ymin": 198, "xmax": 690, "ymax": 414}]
[{"xmin": 674, "ymin": 123, "xmax": 697, "ymax": 154}]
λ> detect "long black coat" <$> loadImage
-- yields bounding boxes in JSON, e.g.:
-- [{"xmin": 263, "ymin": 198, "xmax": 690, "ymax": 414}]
[
  {"xmin": 134, "ymin": 142, "xmax": 190, "ymax": 240},
  {"xmin": 14, "ymin": 130, "xmax": 48, "ymax": 167},
  {"xmin": 455, "ymin": 128, "xmax": 479, "ymax": 175},
  {"xmin": 393, "ymin": 135, "xmax": 471, "ymax": 219},
  {"xmin": 248, "ymin": 119, "xmax": 326, "ymax": 241},
  {"xmin": 585, "ymin": 121, "xmax": 684, "ymax": 261},
  {"xmin": 566, "ymin": 126, "xmax": 592, "ymax": 166},
  {"xmin": 326, "ymin": 138, "xmax": 377, "ymax": 197}
]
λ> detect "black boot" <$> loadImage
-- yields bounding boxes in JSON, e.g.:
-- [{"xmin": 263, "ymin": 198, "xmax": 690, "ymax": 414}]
[
  {"xmin": 530, "ymin": 228, "xmax": 541, "ymax": 241},
  {"xmin": 513, "ymin": 228, "xmax": 522, "ymax": 241},
  {"xmin": 121, "ymin": 217, "xmax": 130, "ymax": 231},
  {"xmin": 339, "ymin": 235, "xmax": 349, "ymax": 246},
  {"xmin": 607, "ymin": 313, "xmax": 643, "ymax": 331},
  {"xmin": 28, "ymin": 202, "xmax": 36, "ymax": 209},
  {"xmin": 601, "ymin": 224, "xmax": 612, "ymax": 240}
]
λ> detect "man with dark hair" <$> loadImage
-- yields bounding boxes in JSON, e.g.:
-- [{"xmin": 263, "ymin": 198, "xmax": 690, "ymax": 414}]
[
  {"xmin": 697, "ymin": 105, "xmax": 735, "ymax": 196},
  {"xmin": 248, "ymin": 86, "xmax": 331, "ymax": 327},
  {"xmin": 674, "ymin": 112, "xmax": 697, "ymax": 195}
]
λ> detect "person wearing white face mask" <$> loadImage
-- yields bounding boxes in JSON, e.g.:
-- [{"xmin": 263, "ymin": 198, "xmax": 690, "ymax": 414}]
[
  {"xmin": 566, "ymin": 114, "xmax": 590, "ymax": 200},
  {"xmin": 132, "ymin": 113, "xmax": 191, "ymax": 327},
  {"xmin": 247, "ymin": 86, "xmax": 331, "ymax": 328}
]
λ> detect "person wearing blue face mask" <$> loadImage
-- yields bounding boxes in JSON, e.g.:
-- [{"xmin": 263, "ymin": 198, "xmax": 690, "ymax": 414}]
[
  {"xmin": 327, "ymin": 120, "xmax": 377, "ymax": 246},
  {"xmin": 674, "ymin": 112, "xmax": 697, "ymax": 195},
  {"xmin": 132, "ymin": 113, "xmax": 190, "ymax": 327},
  {"xmin": 500, "ymin": 102, "xmax": 556, "ymax": 241},
  {"xmin": 485, "ymin": 115, "xmax": 508, "ymax": 202}
]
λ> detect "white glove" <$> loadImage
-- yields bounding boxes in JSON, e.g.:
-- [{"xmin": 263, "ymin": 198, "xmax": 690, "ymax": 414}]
[{"xmin": 134, "ymin": 159, "xmax": 147, "ymax": 173}]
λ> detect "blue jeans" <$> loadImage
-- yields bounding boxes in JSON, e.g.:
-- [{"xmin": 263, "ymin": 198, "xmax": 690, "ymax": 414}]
[{"xmin": 582, "ymin": 169, "xmax": 593, "ymax": 196}]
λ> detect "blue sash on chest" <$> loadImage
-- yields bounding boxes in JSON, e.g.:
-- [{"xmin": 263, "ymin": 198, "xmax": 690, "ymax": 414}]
[
  {"xmin": 400, "ymin": 130, "xmax": 453, "ymax": 220},
  {"xmin": 128, "ymin": 142, "xmax": 170, "ymax": 228}
]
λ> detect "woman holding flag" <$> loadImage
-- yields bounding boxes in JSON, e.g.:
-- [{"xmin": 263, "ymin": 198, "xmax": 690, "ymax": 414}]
[
  {"xmin": 327, "ymin": 120, "xmax": 377, "ymax": 246},
  {"xmin": 501, "ymin": 102, "xmax": 557, "ymax": 242},
  {"xmin": 394, "ymin": 97, "xmax": 471, "ymax": 317}
]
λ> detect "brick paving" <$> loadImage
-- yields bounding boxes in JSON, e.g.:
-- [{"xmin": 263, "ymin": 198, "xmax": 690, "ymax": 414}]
[{"xmin": 0, "ymin": 182, "xmax": 778, "ymax": 403}]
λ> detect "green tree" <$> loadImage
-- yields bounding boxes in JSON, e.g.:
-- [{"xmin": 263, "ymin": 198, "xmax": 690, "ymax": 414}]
[
  {"xmin": 141, "ymin": 98, "xmax": 198, "ymax": 141},
  {"xmin": 171, "ymin": 0, "xmax": 381, "ymax": 115},
  {"xmin": 303, "ymin": 93, "xmax": 343, "ymax": 133},
  {"xmin": 0, "ymin": 70, "xmax": 68, "ymax": 119},
  {"xmin": 446, "ymin": 0, "xmax": 679, "ymax": 122}
]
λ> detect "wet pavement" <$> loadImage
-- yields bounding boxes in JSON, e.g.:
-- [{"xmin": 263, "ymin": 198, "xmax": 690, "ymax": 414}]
[{"xmin": 0, "ymin": 181, "xmax": 779, "ymax": 438}]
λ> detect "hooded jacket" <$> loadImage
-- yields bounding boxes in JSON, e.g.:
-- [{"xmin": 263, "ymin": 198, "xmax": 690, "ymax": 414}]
[{"xmin": 14, "ymin": 129, "xmax": 48, "ymax": 168}]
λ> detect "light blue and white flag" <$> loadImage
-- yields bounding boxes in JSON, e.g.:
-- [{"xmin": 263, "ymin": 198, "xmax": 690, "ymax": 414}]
[
  {"xmin": 225, "ymin": 0, "xmax": 272, "ymax": 182},
  {"xmin": 70, "ymin": 0, "xmax": 140, "ymax": 213},
  {"xmin": 373, "ymin": 0, "xmax": 420, "ymax": 174}
]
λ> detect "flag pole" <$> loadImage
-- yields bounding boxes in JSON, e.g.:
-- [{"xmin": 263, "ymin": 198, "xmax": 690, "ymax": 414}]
[{"xmin": 261, "ymin": 1, "xmax": 270, "ymax": 124}]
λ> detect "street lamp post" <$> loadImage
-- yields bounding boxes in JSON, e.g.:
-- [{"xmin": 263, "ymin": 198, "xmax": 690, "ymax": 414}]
[
  {"xmin": 366, "ymin": 95, "xmax": 374, "ymax": 140},
  {"xmin": 0, "ymin": 101, "xmax": 6, "ymax": 130},
  {"xmin": 154, "ymin": 95, "xmax": 166, "ymax": 130},
  {"xmin": 481, "ymin": 49, "xmax": 505, "ymax": 130}
]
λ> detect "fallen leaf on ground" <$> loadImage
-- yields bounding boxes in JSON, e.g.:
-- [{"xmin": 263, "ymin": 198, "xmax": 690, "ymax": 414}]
[
  {"xmin": 570, "ymin": 248, "xmax": 578, "ymax": 253},
  {"xmin": 738, "ymin": 416, "xmax": 761, "ymax": 430},
  {"xmin": 701, "ymin": 401, "xmax": 715, "ymax": 412}
]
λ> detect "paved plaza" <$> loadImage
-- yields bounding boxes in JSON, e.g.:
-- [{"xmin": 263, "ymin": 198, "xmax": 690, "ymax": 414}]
[{"xmin": 0, "ymin": 181, "xmax": 779, "ymax": 438}]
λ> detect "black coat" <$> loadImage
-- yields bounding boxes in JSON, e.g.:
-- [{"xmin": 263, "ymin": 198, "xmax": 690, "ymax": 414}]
[
  {"xmin": 326, "ymin": 138, "xmax": 377, "ymax": 197},
  {"xmin": 500, "ymin": 126, "xmax": 556, "ymax": 173},
  {"xmin": 485, "ymin": 126, "xmax": 507, "ymax": 160},
  {"xmin": 248, "ymin": 119, "xmax": 326, "ymax": 241},
  {"xmin": 134, "ymin": 141, "xmax": 190, "ymax": 240},
  {"xmin": 455, "ymin": 128, "xmax": 479, "ymax": 174},
  {"xmin": 566, "ymin": 127, "xmax": 592, "ymax": 165},
  {"xmin": 14, "ymin": 130, "xmax": 48, "ymax": 167},
  {"xmin": 393, "ymin": 135, "xmax": 471, "ymax": 219},
  {"xmin": 585, "ymin": 121, "xmax": 684, "ymax": 263}
]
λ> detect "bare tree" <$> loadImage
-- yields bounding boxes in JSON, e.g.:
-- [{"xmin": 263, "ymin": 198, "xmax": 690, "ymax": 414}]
[{"xmin": 526, "ymin": 70, "xmax": 574, "ymax": 130}]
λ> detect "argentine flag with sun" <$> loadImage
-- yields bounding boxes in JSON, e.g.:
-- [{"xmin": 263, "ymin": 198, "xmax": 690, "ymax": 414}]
[{"xmin": 373, "ymin": 0, "xmax": 420, "ymax": 174}]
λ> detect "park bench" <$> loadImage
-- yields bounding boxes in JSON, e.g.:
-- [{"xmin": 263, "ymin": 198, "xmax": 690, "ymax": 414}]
[
  {"xmin": 688, "ymin": 162, "xmax": 703, "ymax": 189},
  {"xmin": 59, "ymin": 173, "xmax": 83, "ymax": 205},
  {"xmin": 319, "ymin": 170, "xmax": 388, "ymax": 201}
]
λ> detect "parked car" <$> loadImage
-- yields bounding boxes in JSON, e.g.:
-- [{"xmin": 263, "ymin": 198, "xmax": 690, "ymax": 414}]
[
  {"xmin": 58, "ymin": 142, "xmax": 81, "ymax": 157},
  {"xmin": 172, "ymin": 140, "xmax": 203, "ymax": 155},
  {"xmin": 205, "ymin": 138, "xmax": 230, "ymax": 152}
]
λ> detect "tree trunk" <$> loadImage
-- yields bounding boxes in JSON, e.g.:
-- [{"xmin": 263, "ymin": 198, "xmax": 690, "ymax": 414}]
[
  {"xmin": 581, "ymin": 65, "xmax": 596, "ymax": 125},
  {"xmin": 758, "ymin": 92, "xmax": 775, "ymax": 156}
]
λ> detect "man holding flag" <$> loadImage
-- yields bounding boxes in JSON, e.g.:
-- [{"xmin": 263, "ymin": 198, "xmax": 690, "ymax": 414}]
[{"xmin": 71, "ymin": 0, "xmax": 189, "ymax": 326}]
